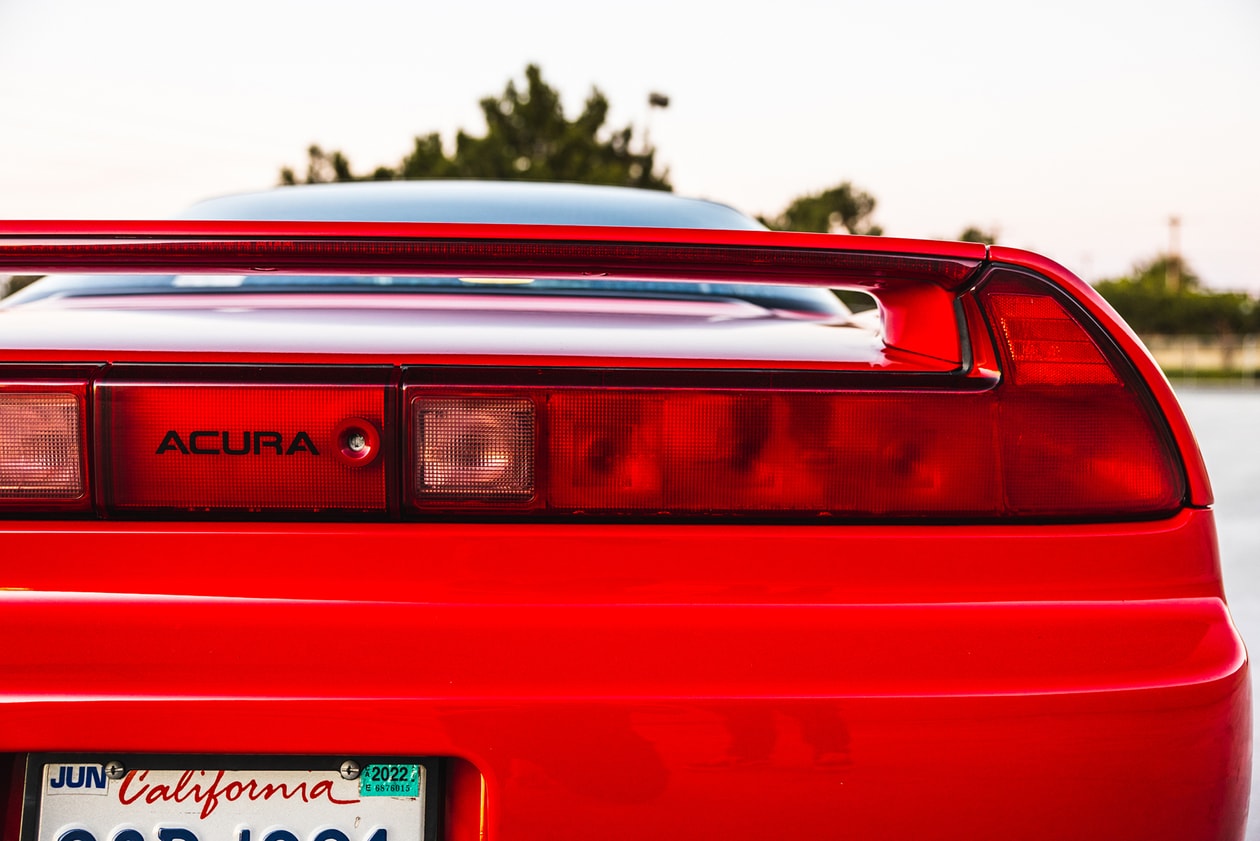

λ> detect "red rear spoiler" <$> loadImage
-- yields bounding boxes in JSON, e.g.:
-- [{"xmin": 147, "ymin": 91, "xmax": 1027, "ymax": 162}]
[
  {"xmin": 0, "ymin": 222, "xmax": 985, "ymax": 365},
  {"xmin": 0, "ymin": 221, "xmax": 984, "ymax": 286}
]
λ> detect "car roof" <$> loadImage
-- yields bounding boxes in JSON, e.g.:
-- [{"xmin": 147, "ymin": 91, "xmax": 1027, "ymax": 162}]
[
  {"xmin": 180, "ymin": 181, "xmax": 766, "ymax": 231},
  {"xmin": 3, "ymin": 182, "xmax": 845, "ymax": 315}
]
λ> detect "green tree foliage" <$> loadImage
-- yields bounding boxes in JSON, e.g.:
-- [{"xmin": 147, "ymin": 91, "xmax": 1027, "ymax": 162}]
[
  {"xmin": 279, "ymin": 145, "xmax": 355, "ymax": 185},
  {"xmin": 278, "ymin": 65, "xmax": 891, "ymax": 241},
  {"xmin": 958, "ymin": 226, "xmax": 997, "ymax": 245},
  {"xmin": 280, "ymin": 65, "xmax": 670, "ymax": 190},
  {"xmin": 758, "ymin": 182, "xmax": 883, "ymax": 235},
  {"xmin": 1093, "ymin": 255, "xmax": 1258, "ymax": 335}
]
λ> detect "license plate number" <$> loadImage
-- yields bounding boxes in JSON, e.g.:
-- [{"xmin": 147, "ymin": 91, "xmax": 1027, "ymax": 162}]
[{"xmin": 23, "ymin": 756, "xmax": 435, "ymax": 841}]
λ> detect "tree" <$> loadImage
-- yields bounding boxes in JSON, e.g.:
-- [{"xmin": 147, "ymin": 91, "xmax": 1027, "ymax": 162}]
[
  {"xmin": 279, "ymin": 145, "xmax": 355, "ymax": 185},
  {"xmin": 758, "ymin": 182, "xmax": 882, "ymax": 235},
  {"xmin": 1093, "ymin": 255, "xmax": 1258, "ymax": 335},
  {"xmin": 278, "ymin": 66, "xmax": 894, "ymax": 247},
  {"xmin": 958, "ymin": 226, "xmax": 998, "ymax": 245},
  {"xmin": 1116, "ymin": 254, "xmax": 1202, "ymax": 294},
  {"xmin": 280, "ymin": 65, "xmax": 670, "ymax": 190}
]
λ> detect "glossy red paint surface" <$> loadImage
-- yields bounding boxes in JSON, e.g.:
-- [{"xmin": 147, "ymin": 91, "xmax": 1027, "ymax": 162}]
[
  {"xmin": 0, "ymin": 514, "xmax": 1249, "ymax": 839},
  {"xmin": 0, "ymin": 223, "xmax": 1247, "ymax": 839}
]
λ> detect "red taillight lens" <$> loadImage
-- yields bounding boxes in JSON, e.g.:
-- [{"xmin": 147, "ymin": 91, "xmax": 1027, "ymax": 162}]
[
  {"xmin": 0, "ymin": 382, "xmax": 90, "ymax": 511},
  {"xmin": 985, "ymin": 290, "xmax": 1120, "ymax": 385},
  {"xmin": 98, "ymin": 368, "xmax": 391, "ymax": 515},
  {"xmin": 978, "ymin": 270, "xmax": 1185, "ymax": 516},
  {"xmin": 545, "ymin": 390, "xmax": 999, "ymax": 515}
]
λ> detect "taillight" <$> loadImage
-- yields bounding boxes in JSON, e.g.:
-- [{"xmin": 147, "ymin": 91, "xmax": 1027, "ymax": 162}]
[
  {"xmin": 977, "ymin": 268, "xmax": 1185, "ymax": 516},
  {"xmin": 0, "ymin": 378, "xmax": 90, "ymax": 512},
  {"xmin": 400, "ymin": 269, "xmax": 1186, "ymax": 520},
  {"xmin": 0, "ymin": 267, "xmax": 1187, "ymax": 521},
  {"xmin": 984, "ymin": 288, "xmax": 1120, "ymax": 386},
  {"xmin": 405, "ymin": 386, "xmax": 1003, "ymax": 516},
  {"xmin": 97, "ymin": 367, "xmax": 393, "ymax": 515},
  {"xmin": 548, "ymin": 389, "xmax": 999, "ymax": 515}
]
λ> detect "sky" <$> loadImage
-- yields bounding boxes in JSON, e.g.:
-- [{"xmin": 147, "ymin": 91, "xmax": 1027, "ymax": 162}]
[{"xmin": 1, "ymin": 0, "xmax": 1257, "ymax": 290}]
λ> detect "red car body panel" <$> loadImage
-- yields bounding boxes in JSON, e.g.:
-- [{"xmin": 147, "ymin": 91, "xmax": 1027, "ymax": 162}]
[
  {"xmin": 0, "ymin": 220, "xmax": 1248, "ymax": 839},
  {"xmin": 0, "ymin": 514, "xmax": 1249, "ymax": 840}
]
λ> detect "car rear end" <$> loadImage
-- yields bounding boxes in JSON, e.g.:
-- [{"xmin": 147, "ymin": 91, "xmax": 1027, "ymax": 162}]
[{"xmin": 0, "ymin": 222, "xmax": 1249, "ymax": 840}]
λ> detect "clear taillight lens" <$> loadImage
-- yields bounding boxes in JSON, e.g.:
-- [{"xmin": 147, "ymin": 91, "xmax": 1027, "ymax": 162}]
[
  {"xmin": 0, "ymin": 385, "xmax": 89, "ymax": 510},
  {"xmin": 0, "ymin": 394, "xmax": 82, "ymax": 496},
  {"xmin": 412, "ymin": 397, "xmax": 536, "ymax": 501}
]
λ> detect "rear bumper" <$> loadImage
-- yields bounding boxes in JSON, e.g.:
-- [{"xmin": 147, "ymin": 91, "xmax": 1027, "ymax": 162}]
[{"xmin": 1, "ymin": 509, "xmax": 1250, "ymax": 840}]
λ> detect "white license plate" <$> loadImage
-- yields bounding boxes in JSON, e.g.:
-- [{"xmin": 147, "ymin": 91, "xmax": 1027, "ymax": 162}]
[{"xmin": 24, "ymin": 757, "xmax": 433, "ymax": 841}]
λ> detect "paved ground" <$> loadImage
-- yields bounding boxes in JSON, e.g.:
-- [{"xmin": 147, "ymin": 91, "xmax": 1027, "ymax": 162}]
[{"xmin": 1174, "ymin": 386, "xmax": 1260, "ymax": 837}]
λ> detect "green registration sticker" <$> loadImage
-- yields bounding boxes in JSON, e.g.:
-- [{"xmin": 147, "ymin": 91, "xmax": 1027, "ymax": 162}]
[{"xmin": 359, "ymin": 764, "xmax": 421, "ymax": 797}]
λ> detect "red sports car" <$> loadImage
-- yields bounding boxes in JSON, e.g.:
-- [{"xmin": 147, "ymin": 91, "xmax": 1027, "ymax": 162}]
[{"xmin": 0, "ymin": 181, "xmax": 1249, "ymax": 840}]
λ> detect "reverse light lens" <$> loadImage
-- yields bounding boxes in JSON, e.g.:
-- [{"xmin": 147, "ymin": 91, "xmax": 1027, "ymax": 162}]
[
  {"xmin": 413, "ymin": 397, "xmax": 535, "ymax": 500},
  {"xmin": 0, "ymin": 393, "xmax": 84, "ymax": 499}
]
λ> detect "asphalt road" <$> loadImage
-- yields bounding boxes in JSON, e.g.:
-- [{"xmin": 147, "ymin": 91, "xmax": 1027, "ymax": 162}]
[{"xmin": 1174, "ymin": 386, "xmax": 1260, "ymax": 838}]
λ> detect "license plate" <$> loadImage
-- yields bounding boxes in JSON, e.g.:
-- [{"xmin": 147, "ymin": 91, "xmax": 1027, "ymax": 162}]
[{"xmin": 22, "ymin": 756, "xmax": 438, "ymax": 841}]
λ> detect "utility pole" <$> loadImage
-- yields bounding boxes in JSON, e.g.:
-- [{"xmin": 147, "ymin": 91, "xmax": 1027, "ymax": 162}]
[{"xmin": 1166, "ymin": 215, "xmax": 1181, "ymax": 293}]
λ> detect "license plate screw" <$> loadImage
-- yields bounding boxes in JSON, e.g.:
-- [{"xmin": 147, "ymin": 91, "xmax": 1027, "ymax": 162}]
[
  {"xmin": 104, "ymin": 761, "xmax": 126, "ymax": 780},
  {"xmin": 339, "ymin": 760, "xmax": 360, "ymax": 780}
]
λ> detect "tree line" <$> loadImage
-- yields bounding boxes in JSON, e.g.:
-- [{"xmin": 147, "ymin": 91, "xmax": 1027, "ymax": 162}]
[
  {"xmin": 280, "ymin": 64, "xmax": 888, "ymax": 238},
  {"xmin": 1093, "ymin": 256, "xmax": 1259, "ymax": 335}
]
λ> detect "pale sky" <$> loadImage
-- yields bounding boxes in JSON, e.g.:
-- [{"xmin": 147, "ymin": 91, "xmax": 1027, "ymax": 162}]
[{"xmin": 1, "ymin": 0, "xmax": 1257, "ymax": 290}]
